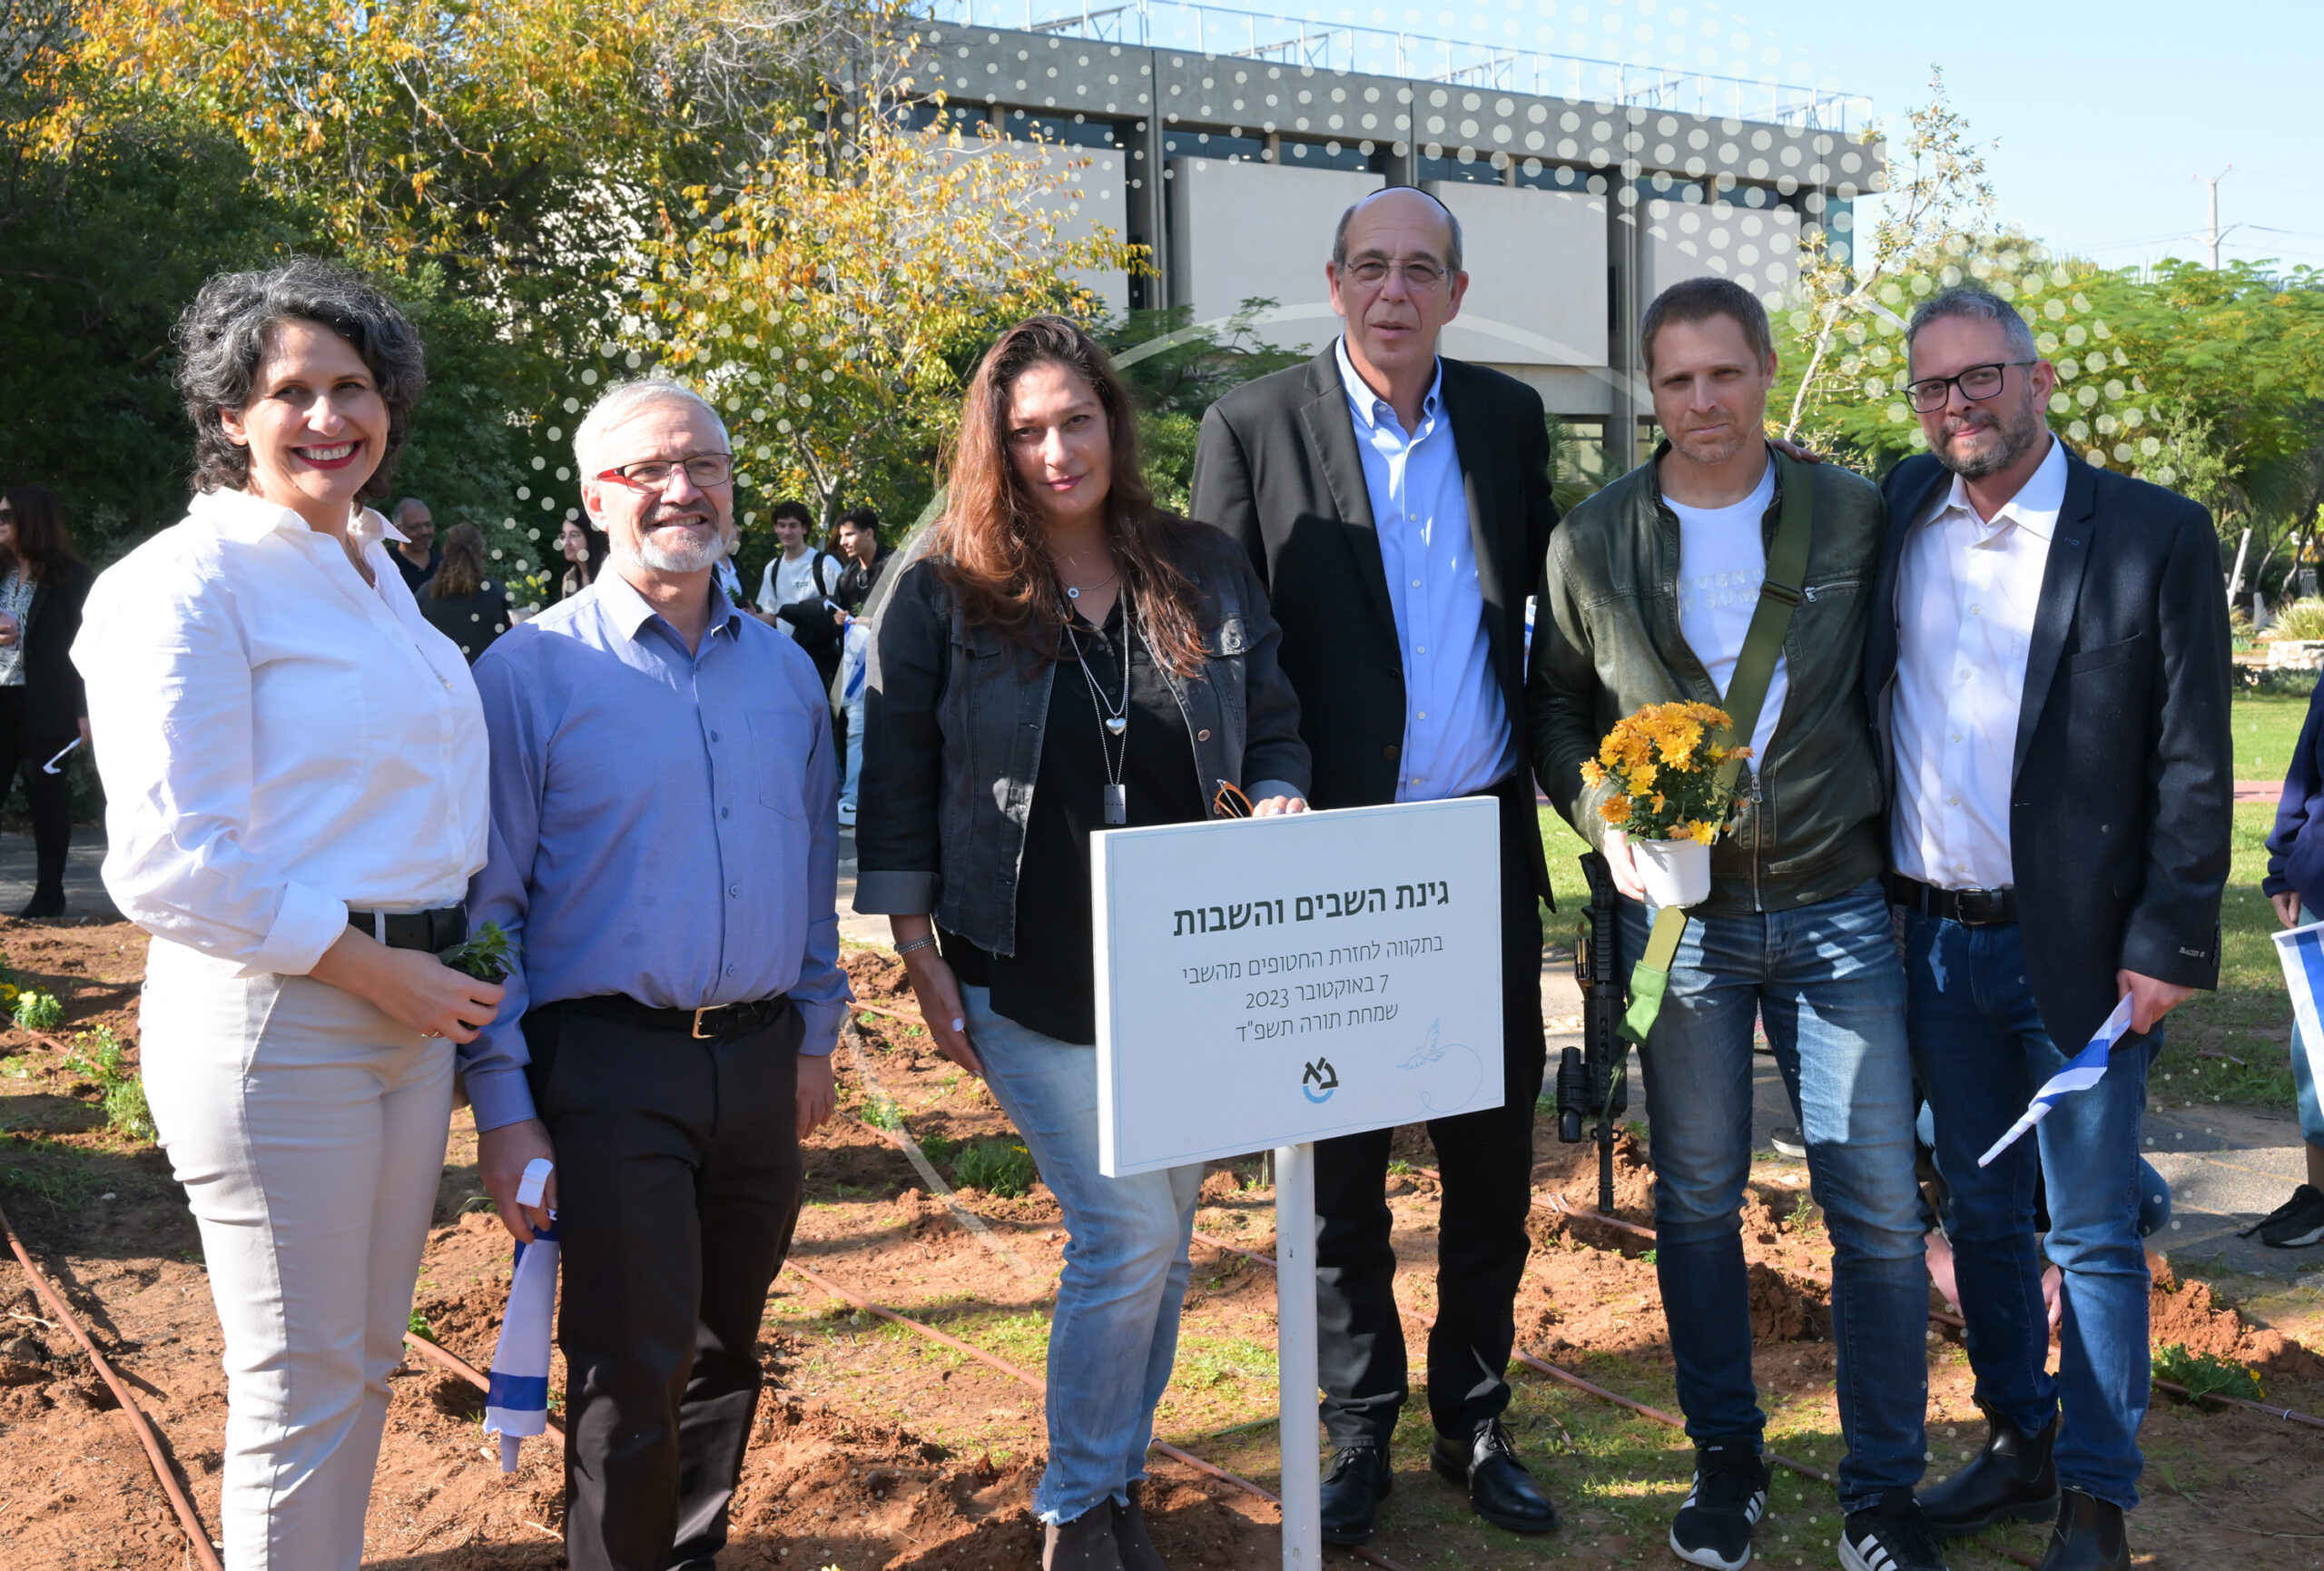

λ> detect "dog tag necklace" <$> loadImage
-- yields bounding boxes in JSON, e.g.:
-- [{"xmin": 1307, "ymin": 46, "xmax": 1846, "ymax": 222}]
[{"xmin": 1067, "ymin": 596, "xmax": 1134, "ymax": 825}]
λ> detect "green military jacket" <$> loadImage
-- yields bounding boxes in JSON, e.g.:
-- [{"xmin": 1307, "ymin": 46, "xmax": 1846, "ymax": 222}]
[{"xmin": 1527, "ymin": 444, "xmax": 1889, "ymax": 914}]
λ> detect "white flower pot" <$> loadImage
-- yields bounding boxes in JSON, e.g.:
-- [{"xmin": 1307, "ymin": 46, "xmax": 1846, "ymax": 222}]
[{"xmin": 1634, "ymin": 836, "xmax": 1712, "ymax": 909}]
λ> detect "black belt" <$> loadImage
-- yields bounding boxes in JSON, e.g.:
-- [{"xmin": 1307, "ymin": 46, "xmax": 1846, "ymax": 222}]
[
  {"xmin": 558, "ymin": 993, "xmax": 795, "ymax": 1041},
  {"xmin": 1885, "ymin": 874, "xmax": 2017, "ymax": 926},
  {"xmin": 348, "ymin": 905, "xmax": 467, "ymax": 953}
]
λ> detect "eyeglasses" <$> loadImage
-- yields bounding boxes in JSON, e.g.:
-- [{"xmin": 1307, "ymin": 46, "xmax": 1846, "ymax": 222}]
[
  {"xmin": 1904, "ymin": 361, "xmax": 2038, "ymax": 414},
  {"xmin": 1343, "ymin": 259, "xmax": 1448, "ymax": 290},
  {"xmin": 595, "ymin": 453, "xmax": 734, "ymax": 490}
]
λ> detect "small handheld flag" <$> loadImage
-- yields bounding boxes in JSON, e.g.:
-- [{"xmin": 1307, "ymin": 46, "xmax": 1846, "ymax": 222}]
[
  {"xmin": 2271, "ymin": 919, "xmax": 2324, "ymax": 1112},
  {"xmin": 483, "ymin": 1191, "xmax": 559, "ymax": 1472},
  {"xmin": 1975, "ymin": 993, "xmax": 2136, "ymax": 1168}
]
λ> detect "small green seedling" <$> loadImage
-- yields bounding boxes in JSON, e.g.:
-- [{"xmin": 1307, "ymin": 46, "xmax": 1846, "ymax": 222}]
[{"xmin": 444, "ymin": 921, "xmax": 518, "ymax": 983}]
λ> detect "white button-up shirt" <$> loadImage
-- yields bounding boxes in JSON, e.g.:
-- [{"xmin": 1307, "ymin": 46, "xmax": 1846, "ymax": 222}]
[
  {"xmin": 1890, "ymin": 434, "xmax": 2066, "ymax": 890},
  {"xmin": 74, "ymin": 489, "xmax": 489, "ymax": 978},
  {"xmin": 1334, "ymin": 339, "xmax": 1513, "ymax": 802}
]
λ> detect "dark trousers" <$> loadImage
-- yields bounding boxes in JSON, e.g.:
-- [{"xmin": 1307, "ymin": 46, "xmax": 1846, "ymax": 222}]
[
  {"xmin": 1314, "ymin": 776, "xmax": 1548, "ymax": 1447},
  {"xmin": 0, "ymin": 687, "xmax": 73, "ymax": 900},
  {"xmin": 522, "ymin": 1002, "xmax": 805, "ymax": 1571}
]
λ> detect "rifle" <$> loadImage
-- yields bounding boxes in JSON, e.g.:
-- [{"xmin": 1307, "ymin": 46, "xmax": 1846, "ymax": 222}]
[{"xmin": 1554, "ymin": 850, "xmax": 1630, "ymax": 1216}]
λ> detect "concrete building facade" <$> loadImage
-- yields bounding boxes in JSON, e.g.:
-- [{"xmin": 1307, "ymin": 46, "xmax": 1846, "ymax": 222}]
[{"xmin": 908, "ymin": 19, "xmax": 1883, "ymax": 469}]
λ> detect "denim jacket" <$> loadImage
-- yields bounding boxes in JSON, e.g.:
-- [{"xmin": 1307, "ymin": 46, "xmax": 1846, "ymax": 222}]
[{"xmin": 853, "ymin": 523, "xmax": 1311, "ymax": 954}]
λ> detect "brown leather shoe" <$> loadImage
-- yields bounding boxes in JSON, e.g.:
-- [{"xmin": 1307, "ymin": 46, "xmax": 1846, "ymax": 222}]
[
  {"xmin": 1111, "ymin": 1481, "xmax": 1168, "ymax": 1571},
  {"xmin": 1044, "ymin": 1502, "xmax": 1127, "ymax": 1571}
]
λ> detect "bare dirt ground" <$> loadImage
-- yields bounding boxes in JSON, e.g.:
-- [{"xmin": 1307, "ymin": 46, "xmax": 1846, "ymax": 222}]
[{"xmin": 3, "ymin": 927, "xmax": 2322, "ymax": 1570}]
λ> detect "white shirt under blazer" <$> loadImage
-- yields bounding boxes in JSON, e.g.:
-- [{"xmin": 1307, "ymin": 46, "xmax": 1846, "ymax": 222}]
[
  {"xmin": 1889, "ymin": 435, "xmax": 2067, "ymax": 892},
  {"xmin": 74, "ymin": 487, "xmax": 489, "ymax": 976}
]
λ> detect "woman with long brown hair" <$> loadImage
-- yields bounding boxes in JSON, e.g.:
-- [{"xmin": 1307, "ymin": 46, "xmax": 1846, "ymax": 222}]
[
  {"xmin": 0, "ymin": 484, "xmax": 92, "ymax": 916},
  {"xmin": 416, "ymin": 520, "xmax": 510, "ymax": 662},
  {"xmin": 856, "ymin": 315, "xmax": 1310, "ymax": 1570}
]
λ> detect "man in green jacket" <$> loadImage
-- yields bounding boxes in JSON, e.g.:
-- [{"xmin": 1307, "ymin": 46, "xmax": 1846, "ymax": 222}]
[{"xmin": 1528, "ymin": 277, "xmax": 1938, "ymax": 1571}]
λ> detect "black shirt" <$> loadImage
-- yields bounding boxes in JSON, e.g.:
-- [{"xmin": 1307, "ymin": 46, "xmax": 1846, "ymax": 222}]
[
  {"xmin": 417, "ymin": 577, "xmax": 511, "ymax": 664},
  {"xmin": 392, "ymin": 545, "xmax": 441, "ymax": 592},
  {"xmin": 942, "ymin": 596, "xmax": 1204, "ymax": 1044},
  {"xmin": 837, "ymin": 552, "xmax": 888, "ymax": 614}
]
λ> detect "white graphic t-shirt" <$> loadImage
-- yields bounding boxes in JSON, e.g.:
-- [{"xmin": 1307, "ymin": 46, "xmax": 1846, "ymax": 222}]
[{"xmin": 1670, "ymin": 458, "xmax": 1786, "ymax": 766}]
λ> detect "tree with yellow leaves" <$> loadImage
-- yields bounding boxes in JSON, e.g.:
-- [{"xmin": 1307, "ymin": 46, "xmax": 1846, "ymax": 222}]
[{"xmin": 637, "ymin": 85, "xmax": 1137, "ymax": 528}]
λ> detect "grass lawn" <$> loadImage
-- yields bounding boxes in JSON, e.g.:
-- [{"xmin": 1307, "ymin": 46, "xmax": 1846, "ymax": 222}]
[{"xmin": 2232, "ymin": 684, "xmax": 2312, "ymax": 786}]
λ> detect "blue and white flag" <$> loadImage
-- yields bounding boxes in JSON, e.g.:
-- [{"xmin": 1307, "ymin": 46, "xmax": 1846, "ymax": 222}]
[
  {"xmin": 1974, "ymin": 993, "xmax": 2137, "ymax": 1168},
  {"xmin": 2271, "ymin": 918, "xmax": 2324, "ymax": 1107},
  {"xmin": 483, "ymin": 1189, "xmax": 559, "ymax": 1471}
]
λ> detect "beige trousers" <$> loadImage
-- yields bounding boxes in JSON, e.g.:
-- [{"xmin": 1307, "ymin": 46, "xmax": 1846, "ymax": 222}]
[{"xmin": 142, "ymin": 939, "xmax": 452, "ymax": 1571}]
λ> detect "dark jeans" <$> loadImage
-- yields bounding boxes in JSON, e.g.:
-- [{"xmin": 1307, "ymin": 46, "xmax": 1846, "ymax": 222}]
[
  {"xmin": 1905, "ymin": 914, "xmax": 2157, "ymax": 1510},
  {"xmin": 0, "ymin": 687, "xmax": 73, "ymax": 900},
  {"xmin": 1314, "ymin": 776, "xmax": 1548, "ymax": 1448},
  {"xmin": 523, "ymin": 1001, "xmax": 805, "ymax": 1571},
  {"xmin": 1618, "ymin": 879, "xmax": 1928, "ymax": 1511}
]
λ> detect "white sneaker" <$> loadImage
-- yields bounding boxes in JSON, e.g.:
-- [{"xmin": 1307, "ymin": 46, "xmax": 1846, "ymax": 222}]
[{"xmin": 837, "ymin": 802, "xmax": 857, "ymax": 826}]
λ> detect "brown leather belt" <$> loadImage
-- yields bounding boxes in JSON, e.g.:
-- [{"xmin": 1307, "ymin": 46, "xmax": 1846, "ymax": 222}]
[{"xmin": 1884, "ymin": 874, "xmax": 2017, "ymax": 926}]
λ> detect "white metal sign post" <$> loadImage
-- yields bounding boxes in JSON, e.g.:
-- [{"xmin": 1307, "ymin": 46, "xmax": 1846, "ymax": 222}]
[{"xmin": 1092, "ymin": 798, "xmax": 1503, "ymax": 1570}]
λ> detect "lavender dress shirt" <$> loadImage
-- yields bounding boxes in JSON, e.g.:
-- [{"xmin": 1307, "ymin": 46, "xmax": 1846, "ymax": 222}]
[{"xmin": 464, "ymin": 568, "xmax": 849, "ymax": 1131}]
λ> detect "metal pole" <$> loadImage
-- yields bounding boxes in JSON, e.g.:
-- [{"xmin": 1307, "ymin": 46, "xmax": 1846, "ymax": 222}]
[{"xmin": 1275, "ymin": 1141, "xmax": 1320, "ymax": 1571}]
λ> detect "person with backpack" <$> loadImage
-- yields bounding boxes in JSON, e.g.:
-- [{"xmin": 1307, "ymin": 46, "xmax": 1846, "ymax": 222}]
[{"xmin": 754, "ymin": 499, "xmax": 843, "ymax": 690}]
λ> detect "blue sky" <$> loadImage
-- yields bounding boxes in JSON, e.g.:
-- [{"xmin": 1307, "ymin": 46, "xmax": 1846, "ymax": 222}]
[
  {"xmin": 1729, "ymin": 0, "xmax": 2319, "ymax": 272},
  {"xmin": 1123, "ymin": 0, "xmax": 2323, "ymax": 273}
]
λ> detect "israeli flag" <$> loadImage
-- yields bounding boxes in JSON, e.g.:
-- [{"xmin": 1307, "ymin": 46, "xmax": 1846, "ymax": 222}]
[
  {"xmin": 2271, "ymin": 918, "xmax": 2324, "ymax": 1105},
  {"xmin": 841, "ymin": 618, "xmax": 870, "ymax": 704},
  {"xmin": 1975, "ymin": 993, "xmax": 2137, "ymax": 1168},
  {"xmin": 482, "ymin": 1214, "xmax": 559, "ymax": 1472}
]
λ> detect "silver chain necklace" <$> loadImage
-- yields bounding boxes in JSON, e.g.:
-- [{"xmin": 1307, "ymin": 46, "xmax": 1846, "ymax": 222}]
[{"xmin": 1065, "ymin": 593, "xmax": 1134, "ymax": 825}]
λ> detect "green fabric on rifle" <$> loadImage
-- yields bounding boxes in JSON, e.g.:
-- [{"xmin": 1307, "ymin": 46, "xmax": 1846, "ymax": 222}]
[{"xmin": 1620, "ymin": 452, "xmax": 1816, "ymax": 1045}]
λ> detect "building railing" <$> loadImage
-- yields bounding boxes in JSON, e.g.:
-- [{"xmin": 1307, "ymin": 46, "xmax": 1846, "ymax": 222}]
[{"xmin": 919, "ymin": 0, "xmax": 1875, "ymax": 135}]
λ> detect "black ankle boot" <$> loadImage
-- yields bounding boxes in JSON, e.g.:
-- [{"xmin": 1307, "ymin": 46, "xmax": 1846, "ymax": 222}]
[
  {"xmin": 17, "ymin": 886, "xmax": 63, "ymax": 919},
  {"xmin": 2037, "ymin": 1489, "xmax": 2128, "ymax": 1571},
  {"xmin": 1920, "ymin": 1405, "xmax": 2057, "ymax": 1536}
]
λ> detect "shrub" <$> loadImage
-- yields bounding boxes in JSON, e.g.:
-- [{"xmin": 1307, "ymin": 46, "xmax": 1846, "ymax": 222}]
[
  {"xmin": 2152, "ymin": 1343, "xmax": 2264, "ymax": 1404},
  {"xmin": 952, "ymin": 1139, "xmax": 1036, "ymax": 1199},
  {"xmin": 918, "ymin": 1131, "xmax": 960, "ymax": 1165},
  {"xmin": 103, "ymin": 1077, "xmax": 155, "ymax": 1142},
  {"xmin": 2265, "ymin": 598, "xmax": 2324, "ymax": 641},
  {"xmin": 14, "ymin": 990, "xmax": 62, "ymax": 1032}
]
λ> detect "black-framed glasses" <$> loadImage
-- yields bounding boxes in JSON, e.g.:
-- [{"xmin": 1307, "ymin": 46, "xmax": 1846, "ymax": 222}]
[
  {"xmin": 1343, "ymin": 258, "xmax": 1447, "ymax": 290},
  {"xmin": 1904, "ymin": 361, "xmax": 2037, "ymax": 414},
  {"xmin": 596, "ymin": 453, "xmax": 734, "ymax": 490}
]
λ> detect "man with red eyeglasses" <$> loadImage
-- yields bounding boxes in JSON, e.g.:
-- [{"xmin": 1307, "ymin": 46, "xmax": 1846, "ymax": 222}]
[{"xmin": 467, "ymin": 377, "xmax": 851, "ymax": 1571}]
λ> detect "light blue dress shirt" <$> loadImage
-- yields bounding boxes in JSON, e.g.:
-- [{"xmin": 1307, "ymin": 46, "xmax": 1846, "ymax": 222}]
[
  {"xmin": 463, "ymin": 569, "xmax": 850, "ymax": 1132},
  {"xmin": 1334, "ymin": 338, "xmax": 1514, "ymax": 802}
]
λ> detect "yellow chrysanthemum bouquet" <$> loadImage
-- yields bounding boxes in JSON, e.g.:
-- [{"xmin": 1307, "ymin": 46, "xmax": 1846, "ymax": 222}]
[{"xmin": 1578, "ymin": 701, "xmax": 1749, "ymax": 904}]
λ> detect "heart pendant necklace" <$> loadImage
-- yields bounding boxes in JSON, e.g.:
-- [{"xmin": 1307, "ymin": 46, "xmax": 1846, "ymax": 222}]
[{"xmin": 1067, "ymin": 594, "xmax": 1135, "ymax": 825}]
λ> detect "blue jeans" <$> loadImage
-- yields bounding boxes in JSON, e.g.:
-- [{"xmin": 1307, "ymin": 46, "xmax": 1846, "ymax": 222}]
[
  {"xmin": 961, "ymin": 985, "xmax": 1205, "ymax": 1525},
  {"xmin": 842, "ymin": 692, "xmax": 865, "ymax": 813},
  {"xmin": 1904, "ymin": 914, "xmax": 2158, "ymax": 1510},
  {"xmin": 1620, "ymin": 878, "xmax": 1927, "ymax": 1513},
  {"xmin": 2294, "ymin": 1021, "xmax": 2324, "ymax": 1147}
]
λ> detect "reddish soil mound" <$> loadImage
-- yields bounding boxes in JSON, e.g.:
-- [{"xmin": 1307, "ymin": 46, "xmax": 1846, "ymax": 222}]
[
  {"xmin": 2151, "ymin": 1265, "xmax": 2324, "ymax": 1385},
  {"xmin": 1747, "ymin": 1260, "xmax": 1831, "ymax": 1343}
]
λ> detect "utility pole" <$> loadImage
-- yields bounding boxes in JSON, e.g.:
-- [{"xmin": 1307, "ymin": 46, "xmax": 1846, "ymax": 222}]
[{"xmin": 2195, "ymin": 164, "xmax": 2240, "ymax": 271}]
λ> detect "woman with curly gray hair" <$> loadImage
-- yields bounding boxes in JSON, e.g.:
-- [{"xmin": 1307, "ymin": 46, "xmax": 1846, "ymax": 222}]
[{"xmin": 71, "ymin": 259, "xmax": 509, "ymax": 1570}]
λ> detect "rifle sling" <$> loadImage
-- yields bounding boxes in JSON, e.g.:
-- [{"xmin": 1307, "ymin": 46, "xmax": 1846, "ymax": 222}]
[{"xmin": 1620, "ymin": 453, "xmax": 1814, "ymax": 1047}]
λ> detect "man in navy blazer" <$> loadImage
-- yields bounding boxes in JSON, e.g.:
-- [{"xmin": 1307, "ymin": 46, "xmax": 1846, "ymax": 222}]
[{"xmin": 1865, "ymin": 286, "xmax": 2230, "ymax": 1571}]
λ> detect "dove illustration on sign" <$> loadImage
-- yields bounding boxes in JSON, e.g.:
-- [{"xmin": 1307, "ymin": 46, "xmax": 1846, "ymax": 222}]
[{"xmin": 1396, "ymin": 1017, "xmax": 1483, "ymax": 1113}]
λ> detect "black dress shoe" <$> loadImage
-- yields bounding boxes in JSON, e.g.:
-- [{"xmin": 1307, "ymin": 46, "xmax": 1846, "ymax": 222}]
[
  {"xmin": 1920, "ymin": 1406, "xmax": 2058, "ymax": 1536},
  {"xmin": 1318, "ymin": 1445, "xmax": 1393, "ymax": 1546},
  {"xmin": 2036, "ymin": 1489, "xmax": 2128, "ymax": 1571},
  {"xmin": 17, "ymin": 889, "xmax": 63, "ymax": 919},
  {"xmin": 1429, "ymin": 1418, "xmax": 1558, "ymax": 1535}
]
